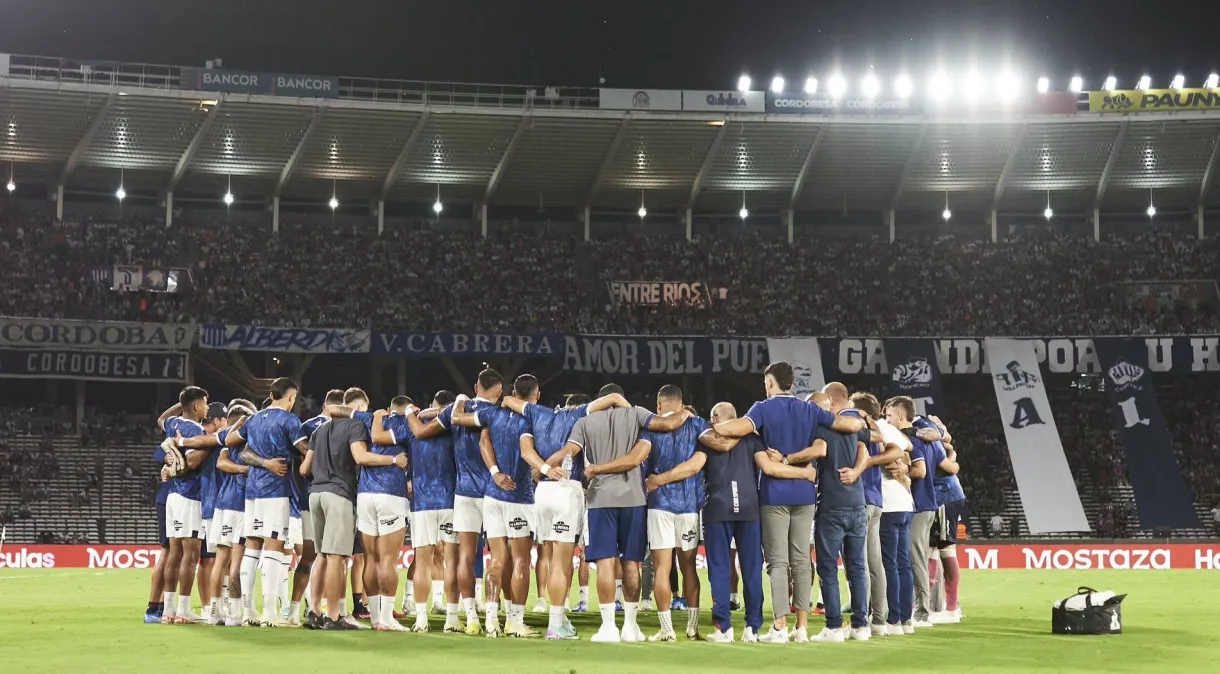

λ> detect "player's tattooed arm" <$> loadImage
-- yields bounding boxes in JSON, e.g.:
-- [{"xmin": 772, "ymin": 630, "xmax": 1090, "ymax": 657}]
[
  {"xmin": 697, "ymin": 430, "xmax": 739, "ymax": 453},
  {"xmin": 217, "ymin": 448, "xmax": 249, "ymax": 475},
  {"xmin": 239, "ymin": 447, "xmax": 288, "ymax": 476}
]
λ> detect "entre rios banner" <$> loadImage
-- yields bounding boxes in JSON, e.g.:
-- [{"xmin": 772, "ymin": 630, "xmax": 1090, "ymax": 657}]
[
  {"xmin": 180, "ymin": 67, "xmax": 339, "ymax": 99},
  {"xmin": 606, "ymin": 280, "xmax": 714, "ymax": 308},
  {"xmin": 1089, "ymin": 89, "xmax": 1220, "ymax": 113},
  {"xmin": 766, "ymin": 91, "xmax": 921, "ymax": 115}
]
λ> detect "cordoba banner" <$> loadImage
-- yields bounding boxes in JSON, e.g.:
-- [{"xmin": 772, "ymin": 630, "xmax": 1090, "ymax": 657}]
[
  {"xmin": 984, "ymin": 338, "xmax": 1090, "ymax": 534},
  {"xmin": 0, "ymin": 316, "xmax": 194, "ymax": 351},
  {"xmin": 1093, "ymin": 338, "xmax": 1199, "ymax": 530}
]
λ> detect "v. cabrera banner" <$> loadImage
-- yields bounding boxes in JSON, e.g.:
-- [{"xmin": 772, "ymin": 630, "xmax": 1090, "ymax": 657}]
[
  {"xmin": 200, "ymin": 325, "xmax": 370, "ymax": 353},
  {"xmin": 374, "ymin": 332, "xmax": 563, "ymax": 357},
  {"xmin": 1089, "ymin": 89, "xmax": 1220, "ymax": 113}
]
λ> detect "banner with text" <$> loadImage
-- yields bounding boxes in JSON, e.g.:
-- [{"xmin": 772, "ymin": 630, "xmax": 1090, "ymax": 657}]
[
  {"xmin": 599, "ymin": 88, "xmax": 683, "ymax": 111},
  {"xmin": 766, "ymin": 91, "xmax": 921, "ymax": 115},
  {"xmin": 1089, "ymin": 89, "xmax": 1220, "ymax": 113},
  {"xmin": 682, "ymin": 90, "xmax": 766, "ymax": 113},
  {"xmin": 199, "ymin": 325, "xmax": 370, "ymax": 354},
  {"xmin": 1094, "ymin": 339, "xmax": 1199, "ymax": 530},
  {"xmin": 0, "ymin": 349, "xmax": 187, "ymax": 382},
  {"xmin": 562, "ymin": 336, "xmax": 768, "ymax": 375},
  {"xmin": 884, "ymin": 339, "xmax": 946, "ymax": 418},
  {"xmin": 373, "ymin": 332, "xmax": 563, "ymax": 358},
  {"xmin": 606, "ymin": 280, "xmax": 712, "ymax": 309},
  {"xmin": 0, "ymin": 316, "xmax": 194, "ymax": 352},
  {"xmin": 180, "ymin": 67, "xmax": 339, "ymax": 99},
  {"xmin": 764, "ymin": 338, "xmax": 826, "ymax": 397},
  {"xmin": 827, "ymin": 336, "xmax": 1220, "ymax": 376},
  {"xmin": 112, "ymin": 265, "xmax": 185, "ymax": 293},
  {"xmin": 985, "ymin": 338, "xmax": 1090, "ymax": 534}
]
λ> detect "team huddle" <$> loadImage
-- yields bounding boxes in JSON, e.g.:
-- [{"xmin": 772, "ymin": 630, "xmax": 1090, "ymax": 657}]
[{"xmin": 142, "ymin": 361, "xmax": 967, "ymax": 643}]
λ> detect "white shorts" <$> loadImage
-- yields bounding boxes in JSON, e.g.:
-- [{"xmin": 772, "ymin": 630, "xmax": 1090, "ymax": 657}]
[
  {"xmin": 410, "ymin": 509, "xmax": 457, "ymax": 548},
  {"xmin": 453, "ymin": 495, "xmax": 484, "ymax": 534},
  {"xmin": 201, "ymin": 519, "xmax": 216, "ymax": 552},
  {"xmin": 288, "ymin": 517, "xmax": 302, "ymax": 549},
  {"xmin": 209, "ymin": 509, "xmax": 245, "ymax": 548},
  {"xmin": 534, "ymin": 481, "xmax": 585, "ymax": 544},
  {"xmin": 648, "ymin": 510, "xmax": 700, "ymax": 552},
  {"xmin": 356, "ymin": 493, "xmax": 410, "ymax": 537},
  {"xmin": 245, "ymin": 497, "xmax": 291, "ymax": 541},
  {"xmin": 483, "ymin": 498, "xmax": 534, "ymax": 539},
  {"xmin": 165, "ymin": 493, "xmax": 203, "ymax": 540}
]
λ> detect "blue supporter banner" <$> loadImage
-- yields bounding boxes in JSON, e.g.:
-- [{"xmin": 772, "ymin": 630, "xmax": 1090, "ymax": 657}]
[
  {"xmin": 883, "ymin": 339, "xmax": 947, "ymax": 417},
  {"xmin": 199, "ymin": 324, "xmax": 370, "ymax": 354},
  {"xmin": 561, "ymin": 335, "xmax": 768, "ymax": 375},
  {"xmin": 0, "ymin": 349, "xmax": 187, "ymax": 382},
  {"xmin": 373, "ymin": 332, "xmax": 564, "ymax": 357},
  {"xmin": 1093, "ymin": 339, "xmax": 1200, "ymax": 530}
]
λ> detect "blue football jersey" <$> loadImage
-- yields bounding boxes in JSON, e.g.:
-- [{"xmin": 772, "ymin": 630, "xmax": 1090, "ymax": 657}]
[
  {"xmin": 910, "ymin": 437, "xmax": 945, "ymax": 513},
  {"xmin": 523, "ymin": 403, "xmax": 588, "ymax": 483},
  {"xmin": 214, "ymin": 427, "xmax": 247, "ymax": 512},
  {"xmin": 438, "ymin": 398, "xmax": 498, "ymax": 499},
  {"xmin": 237, "ymin": 408, "xmax": 302, "ymax": 500},
  {"xmin": 198, "ymin": 432, "xmax": 221, "ymax": 520},
  {"xmin": 913, "ymin": 416, "xmax": 966, "ymax": 504},
  {"xmin": 387, "ymin": 414, "xmax": 456, "ymax": 512},
  {"xmin": 292, "ymin": 414, "xmax": 328, "ymax": 515},
  {"xmin": 165, "ymin": 416, "xmax": 208, "ymax": 501},
  {"xmin": 477, "ymin": 405, "xmax": 533, "ymax": 505},
  {"xmin": 643, "ymin": 416, "xmax": 710, "ymax": 515},
  {"xmin": 355, "ymin": 411, "xmax": 408, "ymax": 497}
]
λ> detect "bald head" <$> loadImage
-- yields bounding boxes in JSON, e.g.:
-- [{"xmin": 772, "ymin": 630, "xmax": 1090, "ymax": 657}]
[
  {"xmin": 822, "ymin": 382, "xmax": 850, "ymax": 412},
  {"xmin": 711, "ymin": 402, "xmax": 737, "ymax": 423},
  {"xmin": 808, "ymin": 391, "xmax": 831, "ymax": 411}
]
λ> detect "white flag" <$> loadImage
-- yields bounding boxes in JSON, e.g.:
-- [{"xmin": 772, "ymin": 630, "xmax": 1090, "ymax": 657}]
[
  {"xmin": 985, "ymin": 338, "xmax": 1090, "ymax": 534},
  {"xmin": 765, "ymin": 338, "xmax": 826, "ymax": 398}
]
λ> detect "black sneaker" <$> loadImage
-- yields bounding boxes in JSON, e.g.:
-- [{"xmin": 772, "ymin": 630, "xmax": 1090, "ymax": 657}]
[
  {"xmin": 322, "ymin": 616, "xmax": 359, "ymax": 631},
  {"xmin": 304, "ymin": 611, "xmax": 321, "ymax": 630},
  {"xmin": 729, "ymin": 600, "xmax": 740, "ymax": 611},
  {"xmin": 352, "ymin": 604, "xmax": 371, "ymax": 620}
]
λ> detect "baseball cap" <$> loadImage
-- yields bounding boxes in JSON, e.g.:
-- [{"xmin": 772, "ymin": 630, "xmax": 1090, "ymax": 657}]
[{"xmin": 205, "ymin": 402, "xmax": 228, "ymax": 422}]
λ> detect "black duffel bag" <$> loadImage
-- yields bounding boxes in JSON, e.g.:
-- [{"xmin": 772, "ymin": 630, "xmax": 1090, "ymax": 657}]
[{"xmin": 1051, "ymin": 587, "xmax": 1126, "ymax": 635}]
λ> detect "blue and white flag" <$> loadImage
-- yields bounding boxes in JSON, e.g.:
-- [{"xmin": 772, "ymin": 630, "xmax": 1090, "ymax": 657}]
[
  {"xmin": 764, "ymin": 338, "xmax": 826, "ymax": 398},
  {"xmin": 884, "ymin": 339, "xmax": 946, "ymax": 417},
  {"xmin": 199, "ymin": 324, "xmax": 370, "ymax": 354}
]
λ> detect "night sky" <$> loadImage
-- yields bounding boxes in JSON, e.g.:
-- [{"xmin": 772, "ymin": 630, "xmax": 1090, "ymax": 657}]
[{"xmin": 0, "ymin": 0, "xmax": 1217, "ymax": 91}]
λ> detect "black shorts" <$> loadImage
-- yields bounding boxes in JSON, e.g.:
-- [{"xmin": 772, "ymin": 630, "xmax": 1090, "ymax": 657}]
[
  {"xmin": 935, "ymin": 499, "xmax": 968, "ymax": 548},
  {"xmin": 353, "ymin": 534, "xmax": 364, "ymax": 555},
  {"xmin": 157, "ymin": 500, "xmax": 169, "ymax": 548}
]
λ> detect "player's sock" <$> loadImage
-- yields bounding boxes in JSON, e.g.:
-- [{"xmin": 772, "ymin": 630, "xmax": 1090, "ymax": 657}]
[
  {"xmin": 289, "ymin": 600, "xmax": 301, "ymax": 619},
  {"xmin": 162, "ymin": 591, "xmax": 178, "ymax": 618},
  {"xmin": 228, "ymin": 597, "xmax": 242, "ymax": 620},
  {"xmin": 177, "ymin": 594, "xmax": 192, "ymax": 617},
  {"xmin": 279, "ymin": 558, "xmax": 291, "ymax": 607},
  {"xmin": 475, "ymin": 579, "xmax": 485, "ymax": 606},
  {"xmin": 943, "ymin": 556, "xmax": 961, "ymax": 611},
  {"xmin": 485, "ymin": 601, "xmax": 499, "ymax": 626},
  {"xmin": 404, "ymin": 584, "xmax": 414, "ymax": 608},
  {"xmin": 431, "ymin": 580, "xmax": 444, "ymax": 606},
  {"xmin": 686, "ymin": 607, "xmax": 700, "ymax": 634},
  {"xmin": 222, "ymin": 575, "xmax": 230, "ymax": 600},
  {"xmin": 658, "ymin": 610, "xmax": 674, "ymax": 634},
  {"xmin": 368, "ymin": 596, "xmax": 382, "ymax": 624},
  {"xmin": 445, "ymin": 603, "xmax": 460, "ymax": 627},
  {"xmin": 615, "ymin": 580, "xmax": 624, "ymax": 603},
  {"xmin": 548, "ymin": 605, "xmax": 565, "ymax": 632},
  {"xmin": 464, "ymin": 597, "xmax": 478, "ymax": 624},
  {"xmin": 509, "ymin": 603, "xmax": 525, "ymax": 627},
  {"xmin": 208, "ymin": 597, "xmax": 220, "ymax": 621},
  {"xmin": 624, "ymin": 601, "xmax": 639, "ymax": 628},
  {"xmin": 260, "ymin": 550, "xmax": 285, "ymax": 620},
  {"xmin": 240, "ymin": 550, "xmax": 258, "ymax": 612},
  {"xmin": 415, "ymin": 603, "xmax": 428, "ymax": 621},
  {"xmin": 579, "ymin": 586, "xmax": 589, "ymax": 603},
  {"xmin": 599, "ymin": 603, "xmax": 616, "ymax": 628}
]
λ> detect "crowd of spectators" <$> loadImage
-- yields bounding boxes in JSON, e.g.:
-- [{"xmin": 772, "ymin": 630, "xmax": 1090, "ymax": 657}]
[{"xmin": 1, "ymin": 211, "xmax": 1218, "ymax": 335}]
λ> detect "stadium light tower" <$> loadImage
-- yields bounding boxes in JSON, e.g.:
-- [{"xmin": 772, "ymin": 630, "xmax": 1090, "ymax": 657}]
[
  {"xmin": 1207, "ymin": 73, "xmax": 1220, "ymax": 89},
  {"xmin": 737, "ymin": 74, "xmax": 752, "ymax": 92},
  {"xmin": 942, "ymin": 192, "xmax": 952, "ymax": 221},
  {"xmin": 116, "ymin": 169, "xmax": 126, "ymax": 202},
  {"xmin": 1136, "ymin": 75, "xmax": 1151, "ymax": 91},
  {"xmin": 895, "ymin": 75, "xmax": 913, "ymax": 98},
  {"xmin": 1171, "ymin": 74, "xmax": 1185, "ymax": 89},
  {"xmin": 804, "ymin": 77, "xmax": 818, "ymax": 94},
  {"xmin": 1146, "ymin": 189, "xmax": 1156, "ymax": 218},
  {"xmin": 223, "ymin": 175, "xmax": 234, "ymax": 206},
  {"xmin": 770, "ymin": 76, "xmax": 785, "ymax": 94},
  {"xmin": 828, "ymin": 74, "xmax": 847, "ymax": 98},
  {"xmin": 1069, "ymin": 76, "xmax": 1084, "ymax": 93},
  {"xmin": 1037, "ymin": 77, "xmax": 1050, "ymax": 93},
  {"xmin": 1103, "ymin": 76, "xmax": 1118, "ymax": 91},
  {"xmin": 1044, "ymin": 191, "xmax": 1053, "ymax": 220},
  {"xmin": 861, "ymin": 73, "xmax": 880, "ymax": 98}
]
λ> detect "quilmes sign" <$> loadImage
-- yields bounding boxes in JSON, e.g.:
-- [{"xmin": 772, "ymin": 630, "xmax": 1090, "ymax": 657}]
[
  {"xmin": 682, "ymin": 90, "xmax": 766, "ymax": 113},
  {"xmin": 766, "ymin": 92, "xmax": 921, "ymax": 115},
  {"xmin": 180, "ymin": 67, "xmax": 340, "ymax": 99},
  {"xmin": 1089, "ymin": 89, "xmax": 1220, "ymax": 113}
]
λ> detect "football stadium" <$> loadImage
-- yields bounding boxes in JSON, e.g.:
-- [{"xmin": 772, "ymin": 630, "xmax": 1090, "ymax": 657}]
[{"xmin": 2, "ymin": 4, "xmax": 1220, "ymax": 672}]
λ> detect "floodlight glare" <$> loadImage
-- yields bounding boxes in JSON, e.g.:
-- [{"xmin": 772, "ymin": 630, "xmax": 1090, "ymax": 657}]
[
  {"xmin": 638, "ymin": 206, "xmax": 647, "ymax": 218},
  {"xmin": 804, "ymin": 77, "xmax": 818, "ymax": 94},
  {"xmin": 1146, "ymin": 204, "xmax": 1157, "ymax": 217},
  {"xmin": 433, "ymin": 200, "xmax": 444, "ymax": 214},
  {"xmin": 1069, "ymin": 76, "xmax": 1084, "ymax": 93},
  {"xmin": 1044, "ymin": 206, "xmax": 1054, "ymax": 220},
  {"xmin": 1103, "ymin": 76, "xmax": 1117, "ymax": 91},
  {"xmin": 928, "ymin": 72, "xmax": 951, "ymax": 101},
  {"xmin": 739, "ymin": 206, "xmax": 749, "ymax": 220},
  {"xmin": 861, "ymin": 74, "xmax": 880, "ymax": 98},
  {"xmin": 894, "ymin": 75, "xmax": 913, "ymax": 98},
  {"xmin": 1136, "ymin": 75, "xmax": 1151, "ymax": 90},
  {"xmin": 328, "ymin": 196, "xmax": 339, "ymax": 210},
  {"xmin": 1036, "ymin": 77, "xmax": 1050, "ymax": 93},
  {"xmin": 964, "ymin": 72, "xmax": 986, "ymax": 100},
  {"xmin": 115, "ymin": 187, "xmax": 126, "ymax": 201},
  {"xmin": 996, "ymin": 72, "xmax": 1019, "ymax": 101},
  {"xmin": 1207, "ymin": 73, "xmax": 1220, "ymax": 89},
  {"xmin": 828, "ymin": 75, "xmax": 847, "ymax": 98},
  {"xmin": 737, "ymin": 75, "xmax": 752, "ymax": 92},
  {"xmin": 770, "ymin": 76, "xmax": 785, "ymax": 94},
  {"xmin": 223, "ymin": 192, "xmax": 234, "ymax": 205},
  {"xmin": 942, "ymin": 208, "xmax": 952, "ymax": 221},
  {"xmin": 5, "ymin": 181, "xmax": 14, "ymax": 193},
  {"xmin": 1171, "ymin": 74, "xmax": 1185, "ymax": 89}
]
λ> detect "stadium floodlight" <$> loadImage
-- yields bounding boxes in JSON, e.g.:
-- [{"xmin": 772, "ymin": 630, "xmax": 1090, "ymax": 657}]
[
  {"xmin": 1147, "ymin": 189, "xmax": 1156, "ymax": 218},
  {"xmin": 1136, "ymin": 75, "xmax": 1151, "ymax": 91},
  {"xmin": 737, "ymin": 75, "xmax": 752, "ymax": 92},
  {"xmin": 942, "ymin": 192, "xmax": 951, "ymax": 221},
  {"xmin": 895, "ymin": 75, "xmax": 913, "ymax": 98},
  {"xmin": 861, "ymin": 73, "xmax": 880, "ymax": 98},
  {"xmin": 996, "ymin": 71, "xmax": 1020, "ymax": 101},
  {"xmin": 804, "ymin": 77, "xmax": 818, "ymax": 94},
  {"xmin": 5, "ymin": 161, "xmax": 12, "ymax": 193},
  {"xmin": 1037, "ymin": 77, "xmax": 1050, "ymax": 93},
  {"xmin": 1069, "ymin": 76, "xmax": 1084, "ymax": 93},
  {"xmin": 1103, "ymin": 76, "xmax": 1118, "ymax": 91},
  {"xmin": 964, "ymin": 72, "xmax": 986, "ymax": 101},
  {"xmin": 223, "ymin": 191, "xmax": 234, "ymax": 206},
  {"xmin": 433, "ymin": 200, "xmax": 444, "ymax": 214},
  {"xmin": 638, "ymin": 206, "xmax": 647, "ymax": 218},
  {"xmin": 1044, "ymin": 191, "xmax": 1053, "ymax": 220},
  {"xmin": 928, "ymin": 72, "xmax": 951, "ymax": 102},
  {"xmin": 828, "ymin": 74, "xmax": 847, "ymax": 98},
  {"xmin": 1171, "ymin": 74, "xmax": 1185, "ymax": 89},
  {"xmin": 770, "ymin": 76, "xmax": 785, "ymax": 94},
  {"xmin": 328, "ymin": 196, "xmax": 339, "ymax": 210},
  {"xmin": 739, "ymin": 206, "xmax": 749, "ymax": 220},
  {"xmin": 1207, "ymin": 73, "xmax": 1220, "ymax": 89},
  {"xmin": 5, "ymin": 181, "xmax": 14, "ymax": 193},
  {"xmin": 116, "ymin": 186, "xmax": 126, "ymax": 201}
]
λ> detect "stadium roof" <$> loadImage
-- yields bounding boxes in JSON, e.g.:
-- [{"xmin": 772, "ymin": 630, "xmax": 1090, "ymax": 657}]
[{"xmin": 3, "ymin": 54, "xmax": 1220, "ymax": 216}]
